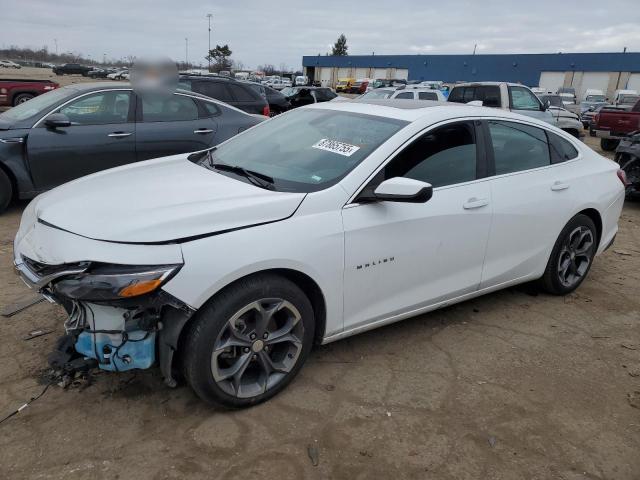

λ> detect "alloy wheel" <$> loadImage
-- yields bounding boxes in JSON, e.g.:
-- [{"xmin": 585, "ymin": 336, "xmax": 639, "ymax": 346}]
[
  {"xmin": 557, "ymin": 226, "xmax": 595, "ymax": 288},
  {"xmin": 211, "ymin": 298, "xmax": 304, "ymax": 398}
]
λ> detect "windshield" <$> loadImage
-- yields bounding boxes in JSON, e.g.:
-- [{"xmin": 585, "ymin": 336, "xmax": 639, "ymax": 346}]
[
  {"xmin": 280, "ymin": 87, "xmax": 296, "ymax": 96},
  {"xmin": 586, "ymin": 95, "xmax": 606, "ymax": 102},
  {"xmin": 361, "ymin": 89, "xmax": 393, "ymax": 99},
  {"xmin": 203, "ymin": 109, "xmax": 408, "ymax": 193},
  {"xmin": 0, "ymin": 87, "xmax": 70, "ymax": 123},
  {"xmin": 620, "ymin": 95, "xmax": 639, "ymax": 105}
]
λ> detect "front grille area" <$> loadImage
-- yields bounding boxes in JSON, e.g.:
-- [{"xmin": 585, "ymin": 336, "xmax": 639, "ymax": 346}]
[{"xmin": 22, "ymin": 256, "xmax": 87, "ymax": 278}]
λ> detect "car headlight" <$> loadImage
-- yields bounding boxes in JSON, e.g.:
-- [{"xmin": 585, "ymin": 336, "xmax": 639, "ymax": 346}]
[{"xmin": 52, "ymin": 263, "xmax": 182, "ymax": 301}]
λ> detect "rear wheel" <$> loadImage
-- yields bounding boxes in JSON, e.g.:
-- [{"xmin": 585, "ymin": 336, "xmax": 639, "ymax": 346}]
[
  {"xmin": 540, "ymin": 214, "xmax": 597, "ymax": 295},
  {"xmin": 13, "ymin": 93, "xmax": 34, "ymax": 106},
  {"xmin": 182, "ymin": 274, "xmax": 315, "ymax": 408},
  {"xmin": 600, "ymin": 138, "xmax": 620, "ymax": 151},
  {"xmin": 0, "ymin": 168, "xmax": 13, "ymax": 213}
]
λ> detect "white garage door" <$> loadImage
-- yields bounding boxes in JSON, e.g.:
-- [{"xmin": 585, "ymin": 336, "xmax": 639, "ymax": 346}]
[
  {"xmin": 337, "ymin": 68, "xmax": 351, "ymax": 79},
  {"xmin": 319, "ymin": 67, "xmax": 332, "ymax": 87},
  {"xmin": 395, "ymin": 69, "xmax": 409, "ymax": 80},
  {"xmin": 539, "ymin": 72, "xmax": 566, "ymax": 92},
  {"xmin": 627, "ymin": 73, "xmax": 640, "ymax": 91},
  {"xmin": 373, "ymin": 68, "xmax": 388, "ymax": 80},
  {"xmin": 355, "ymin": 68, "xmax": 369, "ymax": 80},
  {"xmin": 578, "ymin": 72, "xmax": 610, "ymax": 100}
]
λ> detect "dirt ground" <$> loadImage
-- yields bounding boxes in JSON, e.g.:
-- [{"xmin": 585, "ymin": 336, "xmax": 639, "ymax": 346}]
[{"xmin": 0, "ymin": 97, "xmax": 639, "ymax": 479}]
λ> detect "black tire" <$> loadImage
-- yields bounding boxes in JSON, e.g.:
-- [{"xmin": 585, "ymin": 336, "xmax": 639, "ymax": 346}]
[
  {"xmin": 182, "ymin": 273, "xmax": 315, "ymax": 408},
  {"xmin": 13, "ymin": 93, "xmax": 34, "ymax": 106},
  {"xmin": 540, "ymin": 214, "xmax": 598, "ymax": 295},
  {"xmin": 600, "ymin": 138, "xmax": 619, "ymax": 151},
  {"xmin": 0, "ymin": 168, "xmax": 12, "ymax": 213}
]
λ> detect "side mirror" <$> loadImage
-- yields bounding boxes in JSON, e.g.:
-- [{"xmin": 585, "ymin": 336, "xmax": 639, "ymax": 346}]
[
  {"xmin": 44, "ymin": 113, "xmax": 71, "ymax": 128},
  {"xmin": 541, "ymin": 99, "xmax": 550, "ymax": 111},
  {"xmin": 373, "ymin": 177, "xmax": 433, "ymax": 203}
]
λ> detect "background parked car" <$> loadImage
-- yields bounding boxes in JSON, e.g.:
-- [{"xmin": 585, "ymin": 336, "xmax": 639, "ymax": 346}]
[
  {"xmin": 335, "ymin": 78, "xmax": 355, "ymax": 93},
  {"xmin": 349, "ymin": 79, "xmax": 369, "ymax": 94},
  {"xmin": 358, "ymin": 86, "xmax": 446, "ymax": 102},
  {"xmin": 593, "ymin": 98, "xmax": 640, "ymax": 151},
  {"xmin": 614, "ymin": 131, "xmax": 640, "ymax": 199},
  {"xmin": 279, "ymin": 86, "xmax": 337, "ymax": 108},
  {"xmin": 243, "ymin": 81, "xmax": 291, "ymax": 115},
  {"xmin": 613, "ymin": 90, "xmax": 640, "ymax": 110},
  {"xmin": 0, "ymin": 83, "xmax": 263, "ymax": 212},
  {"xmin": 0, "ymin": 78, "xmax": 59, "ymax": 106},
  {"xmin": 179, "ymin": 75, "xmax": 270, "ymax": 116},
  {"xmin": 537, "ymin": 94, "xmax": 583, "ymax": 137},
  {"xmin": 0, "ymin": 60, "xmax": 21, "ymax": 69},
  {"xmin": 448, "ymin": 82, "xmax": 555, "ymax": 124},
  {"xmin": 52, "ymin": 63, "xmax": 92, "ymax": 76}
]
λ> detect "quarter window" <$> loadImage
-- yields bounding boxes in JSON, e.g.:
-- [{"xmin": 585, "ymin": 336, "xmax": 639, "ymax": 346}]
[
  {"xmin": 229, "ymin": 84, "xmax": 258, "ymax": 102},
  {"xmin": 395, "ymin": 92, "xmax": 414, "ymax": 99},
  {"xmin": 488, "ymin": 121, "xmax": 550, "ymax": 174},
  {"xmin": 58, "ymin": 91, "xmax": 131, "ymax": 125},
  {"xmin": 509, "ymin": 86, "xmax": 542, "ymax": 111},
  {"xmin": 382, "ymin": 122, "xmax": 477, "ymax": 188},
  {"xmin": 141, "ymin": 94, "xmax": 199, "ymax": 122},
  {"xmin": 547, "ymin": 131, "xmax": 579, "ymax": 163}
]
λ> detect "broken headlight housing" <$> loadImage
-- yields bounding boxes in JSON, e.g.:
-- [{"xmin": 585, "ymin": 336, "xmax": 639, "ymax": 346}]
[{"xmin": 52, "ymin": 263, "xmax": 182, "ymax": 302}]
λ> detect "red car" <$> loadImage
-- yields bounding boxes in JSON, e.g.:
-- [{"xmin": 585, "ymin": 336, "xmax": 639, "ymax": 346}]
[{"xmin": 0, "ymin": 79, "xmax": 59, "ymax": 107}]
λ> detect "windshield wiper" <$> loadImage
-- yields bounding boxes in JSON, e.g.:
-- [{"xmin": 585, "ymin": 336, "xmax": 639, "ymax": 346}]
[{"xmin": 210, "ymin": 162, "xmax": 275, "ymax": 191}]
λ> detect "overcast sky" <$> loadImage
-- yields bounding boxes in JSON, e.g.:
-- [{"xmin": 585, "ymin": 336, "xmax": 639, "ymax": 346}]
[{"xmin": 2, "ymin": 0, "xmax": 639, "ymax": 69}]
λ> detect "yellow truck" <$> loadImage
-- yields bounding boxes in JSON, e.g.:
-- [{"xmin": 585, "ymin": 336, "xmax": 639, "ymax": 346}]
[{"xmin": 335, "ymin": 78, "xmax": 355, "ymax": 93}]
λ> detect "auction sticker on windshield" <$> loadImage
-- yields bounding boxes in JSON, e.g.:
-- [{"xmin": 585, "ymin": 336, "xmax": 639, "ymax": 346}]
[{"xmin": 312, "ymin": 139, "xmax": 360, "ymax": 157}]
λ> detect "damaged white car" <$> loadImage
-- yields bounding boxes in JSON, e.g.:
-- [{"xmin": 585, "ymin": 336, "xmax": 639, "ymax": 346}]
[{"xmin": 14, "ymin": 100, "xmax": 625, "ymax": 407}]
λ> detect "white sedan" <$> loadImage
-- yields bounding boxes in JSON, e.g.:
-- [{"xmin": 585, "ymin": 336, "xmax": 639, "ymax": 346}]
[{"xmin": 13, "ymin": 101, "xmax": 625, "ymax": 407}]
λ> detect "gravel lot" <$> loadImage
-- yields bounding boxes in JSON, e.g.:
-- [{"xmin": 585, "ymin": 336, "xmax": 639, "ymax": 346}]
[{"xmin": 0, "ymin": 90, "xmax": 639, "ymax": 479}]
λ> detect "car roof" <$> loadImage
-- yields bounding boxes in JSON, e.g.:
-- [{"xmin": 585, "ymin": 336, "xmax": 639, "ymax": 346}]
[
  {"xmin": 307, "ymin": 99, "xmax": 558, "ymax": 128},
  {"xmin": 451, "ymin": 81, "xmax": 523, "ymax": 87},
  {"xmin": 57, "ymin": 82, "xmax": 219, "ymax": 101}
]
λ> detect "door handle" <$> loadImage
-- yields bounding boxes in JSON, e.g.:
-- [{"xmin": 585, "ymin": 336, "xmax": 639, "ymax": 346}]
[
  {"xmin": 108, "ymin": 132, "xmax": 133, "ymax": 138},
  {"xmin": 463, "ymin": 197, "xmax": 489, "ymax": 209},
  {"xmin": 551, "ymin": 181, "xmax": 570, "ymax": 191},
  {"xmin": 194, "ymin": 128, "xmax": 214, "ymax": 134}
]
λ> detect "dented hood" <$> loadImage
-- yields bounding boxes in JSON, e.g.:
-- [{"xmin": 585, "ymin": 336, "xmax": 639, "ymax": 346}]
[{"xmin": 34, "ymin": 155, "xmax": 306, "ymax": 244}]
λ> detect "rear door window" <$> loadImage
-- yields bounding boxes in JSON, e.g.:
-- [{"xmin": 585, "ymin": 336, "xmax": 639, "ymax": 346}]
[
  {"xmin": 141, "ymin": 94, "xmax": 199, "ymax": 122},
  {"xmin": 488, "ymin": 121, "xmax": 550, "ymax": 174},
  {"xmin": 418, "ymin": 91, "xmax": 438, "ymax": 100},
  {"xmin": 193, "ymin": 81, "xmax": 234, "ymax": 103},
  {"xmin": 395, "ymin": 91, "xmax": 414, "ymax": 99},
  {"xmin": 479, "ymin": 86, "xmax": 501, "ymax": 107},
  {"xmin": 228, "ymin": 84, "xmax": 259, "ymax": 102}
]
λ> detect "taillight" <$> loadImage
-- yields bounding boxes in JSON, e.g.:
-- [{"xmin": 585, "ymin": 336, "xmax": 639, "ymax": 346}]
[
  {"xmin": 594, "ymin": 113, "xmax": 600, "ymax": 124},
  {"xmin": 617, "ymin": 169, "xmax": 629, "ymax": 186},
  {"xmin": 262, "ymin": 105, "xmax": 270, "ymax": 117}
]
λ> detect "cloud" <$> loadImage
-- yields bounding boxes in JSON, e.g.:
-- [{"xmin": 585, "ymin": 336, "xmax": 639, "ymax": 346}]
[{"xmin": 0, "ymin": 0, "xmax": 638, "ymax": 69}]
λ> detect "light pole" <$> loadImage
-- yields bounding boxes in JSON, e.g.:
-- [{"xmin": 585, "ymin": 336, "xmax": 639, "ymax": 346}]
[
  {"xmin": 54, "ymin": 38, "xmax": 58, "ymax": 55},
  {"xmin": 207, "ymin": 13, "xmax": 213, "ymax": 72},
  {"xmin": 185, "ymin": 37, "xmax": 189, "ymax": 68}
]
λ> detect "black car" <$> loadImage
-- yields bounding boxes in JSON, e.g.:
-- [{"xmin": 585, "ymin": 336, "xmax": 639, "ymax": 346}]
[
  {"xmin": 0, "ymin": 83, "xmax": 263, "ymax": 212},
  {"xmin": 52, "ymin": 63, "xmax": 92, "ymax": 76},
  {"xmin": 178, "ymin": 75, "xmax": 270, "ymax": 116},
  {"xmin": 243, "ymin": 81, "xmax": 291, "ymax": 115},
  {"xmin": 279, "ymin": 86, "xmax": 337, "ymax": 108},
  {"xmin": 615, "ymin": 132, "xmax": 640, "ymax": 198}
]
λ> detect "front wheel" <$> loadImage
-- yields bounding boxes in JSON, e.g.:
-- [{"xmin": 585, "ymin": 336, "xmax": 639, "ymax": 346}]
[
  {"xmin": 182, "ymin": 274, "xmax": 315, "ymax": 408},
  {"xmin": 540, "ymin": 214, "xmax": 597, "ymax": 295}
]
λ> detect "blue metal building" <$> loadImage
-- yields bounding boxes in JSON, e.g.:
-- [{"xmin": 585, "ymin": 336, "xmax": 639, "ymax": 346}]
[{"xmin": 302, "ymin": 52, "xmax": 640, "ymax": 96}]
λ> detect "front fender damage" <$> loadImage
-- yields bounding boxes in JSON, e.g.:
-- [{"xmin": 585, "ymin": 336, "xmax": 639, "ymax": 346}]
[{"xmin": 48, "ymin": 290, "xmax": 195, "ymax": 388}]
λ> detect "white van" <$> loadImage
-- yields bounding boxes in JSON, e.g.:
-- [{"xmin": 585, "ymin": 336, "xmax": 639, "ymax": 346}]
[{"xmin": 294, "ymin": 75, "xmax": 309, "ymax": 86}]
